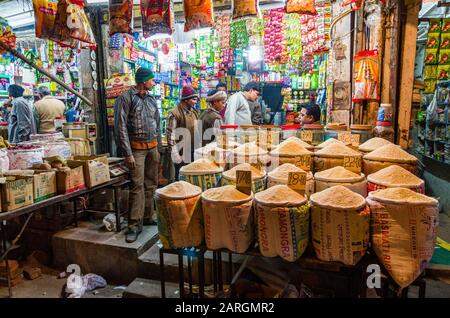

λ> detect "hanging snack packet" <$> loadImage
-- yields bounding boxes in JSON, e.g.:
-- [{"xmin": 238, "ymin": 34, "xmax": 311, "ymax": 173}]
[
  {"xmin": 425, "ymin": 48, "xmax": 438, "ymax": 64},
  {"xmin": 232, "ymin": 0, "xmax": 258, "ymax": 20},
  {"xmin": 109, "ymin": 0, "xmax": 133, "ymax": 35},
  {"xmin": 429, "ymin": 19, "xmax": 441, "ymax": 33},
  {"xmin": 427, "ymin": 33, "xmax": 440, "ymax": 49},
  {"xmin": 183, "ymin": 0, "xmax": 214, "ymax": 32},
  {"xmin": 141, "ymin": 0, "xmax": 174, "ymax": 38},
  {"xmin": 352, "ymin": 49, "xmax": 380, "ymax": 102},
  {"xmin": 442, "ymin": 19, "xmax": 450, "ymax": 32},
  {"xmin": 437, "ymin": 65, "xmax": 450, "ymax": 80},
  {"xmin": 33, "ymin": 0, "xmax": 58, "ymax": 39},
  {"xmin": 438, "ymin": 49, "xmax": 450, "ymax": 64},
  {"xmin": 424, "ymin": 65, "xmax": 437, "ymax": 79},
  {"xmin": 285, "ymin": 0, "xmax": 317, "ymax": 15}
]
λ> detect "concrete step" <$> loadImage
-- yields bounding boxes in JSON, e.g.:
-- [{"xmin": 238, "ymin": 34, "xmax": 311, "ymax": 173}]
[
  {"xmin": 122, "ymin": 278, "xmax": 180, "ymax": 298},
  {"xmin": 52, "ymin": 221, "xmax": 159, "ymax": 285}
]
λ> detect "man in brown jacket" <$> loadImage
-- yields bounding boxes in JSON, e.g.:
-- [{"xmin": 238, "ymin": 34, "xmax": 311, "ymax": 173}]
[
  {"xmin": 199, "ymin": 89, "xmax": 226, "ymax": 146},
  {"xmin": 166, "ymin": 86, "xmax": 199, "ymax": 181},
  {"xmin": 34, "ymin": 86, "xmax": 66, "ymax": 133}
]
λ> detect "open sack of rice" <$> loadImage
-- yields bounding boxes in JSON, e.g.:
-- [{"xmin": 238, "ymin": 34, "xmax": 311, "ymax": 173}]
[
  {"xmin": 314, "ymin": 166, "xmax": 367, "ymax": 197},
  {"xmin": 254, "ymin": 185, "xmax": 309, "ymax": 262},
  {"xmin": 279, "ymin": 136, "xmax": 315, "ymax": 151},
  {"xmin": 179, "ymin": 158, "xmax": 223, "ymax": 191},
  {"xmin": 229, "ymin": 142, "xmax": 269, "ymax": 169},
  {"xmin": 314, "ymin": 138, "xmax": 350, "ymax": 151},
  {"xmin": 363, "ymin": 144, "xmax": 418, "ymax": 175},
  {"xmin": 269, "ymin": 139, "xmax": 313, "ymax": 172},
  {"xmin": 314, "ymin": 143, "xmax": 362, "ymax": 173},
  {"xmin": 367, "ymin": 188, "xmax": 439, "ymax": 288},
  {"xmin": 155, "ymin": 181, "xmax": 203, "ymax": 249},
  {"xmin": 194, "ymin": 141, "xmax": 239, "ymax": 168},
  {"xmin": 310, "ymin": 186, "xmax": 370, "ymax": 265},
  {"xmin": 202, "ymin": 185, "xmax": 254, "ymax": 253},
  {"xmin": 358, "ymin": 137, "xmax": 393, "ymax": 154},
  {"xmin": 222, "ymin": 163, "xmax": 267, "ymax": 193},
  {"xmin": 267, "ymin": 163, "xmax": 314, "ymax": 197},
  {"xmin": 367, "ymin": 165, "xmax": 425, "ymax": 194}
]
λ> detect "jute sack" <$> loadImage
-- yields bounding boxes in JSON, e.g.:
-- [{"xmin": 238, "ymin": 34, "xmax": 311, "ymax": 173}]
[
  {"xmin": 254, "ymin": 185, "xmax": 310, "ymax": 262},
  {"xmin": 363, "ymin": 144, "xmax": 418, "ymax": 175},
  {"xmin": 310, "ymin": 186, "xmax": 370, "ymax": 265},
  {"xmin": 314, "ymin": 143, "xmax": 362, "ymax": 173},
  {"xmin": 222, "ymin": 163, "xmax": 267, "ymax": 193},
  {"xmin": 267, "ymin": 163, "xmax": 314, "ymax": 198},
  {"xmin": 269, "ymin": 140, "xmax": 314, "ymax": 172},
  {"xmin": 155, "ymin": 181, "xmax": 203, "ymax": 249},
  {"xmin": 358, "ymin": 137, "xmax": 393, "ymax": 155},
  {"xmin": 202, "ymin": 185, "xmax": 254, "ymax": 253},
  {"xmin": 314, "ymin": 166, "xmax": 367, "ymax": 197},
  {"xmin": 367, "ymin": 165, "xmax": 425, "ymax": 194},
  {"xmin": 228, "ymin": 142, "xmax": 269, "ymax": 169},
  {"xmin": 314, "ymin": 138, "xmax": 351, "ymax": 151},
  {"xmin": 179, "ymin": 158, "xmax": 223, "ymax": 191},
  {"xmin": 279, "ymin": 136, "xmax": 315, "ymax": 151},
  {"xmin": 367, "ymin": 188, "xmax": 439, "ymax": 288}
]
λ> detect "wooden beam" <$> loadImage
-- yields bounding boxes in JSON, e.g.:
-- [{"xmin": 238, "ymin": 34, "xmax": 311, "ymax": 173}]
[{"xmin": 397, "ymin": 0, "xmax": 421, "ymax": 148}]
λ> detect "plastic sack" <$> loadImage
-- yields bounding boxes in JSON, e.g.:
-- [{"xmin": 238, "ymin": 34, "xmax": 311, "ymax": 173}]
[
  {"xmin": 8, "ymin": 146, "xmax": 45, "ymax": 170},
  {"xmin": 109, "ymin": 0, "xmax": 133, "ymax": 35},
  {"xmin": 32, "ymin": 0, "xmax": 58, "ymax": 39},
  {"xmin": 65, "ymin": 273, "xmax": 107, "ymax": 298},
  {"xmin": 30, "ymin": 132, "xmax": 65, "ymax": 142},
  {"xmin": 285, "ymin": 0, "xmax": 318, "ymax": 15},
  {"xmin": 352, "ymin": 50, "xmax": 380, "ymax": 102},
  {"xmin": 0, "ymin": 149, "xmax": 9, "ymax": 172},
  {"xmin": 183, "ymin": 0, "xmax": 214, "ymax": 32},
  {"xmin": 103, "ymin": 213, "xmax": 123, "ymax": 232},
  {"xmin": 232, "ymin": 0, "xmax": 258, "ymax": 20},
  {"xmin": 51, "ymin": 0, "xmax": 96, "ymax": 49},
  {"xmin": 141, "ymin": 0, "xmax": 174, "ymax": 38}
]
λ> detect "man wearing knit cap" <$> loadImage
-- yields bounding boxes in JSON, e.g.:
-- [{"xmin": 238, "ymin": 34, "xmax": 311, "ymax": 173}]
[
  {"xmin": 114, "ymin": 67, "xmax": 161, "ymax": 243},
  {"xmin": 166, "ymin": 85, "xmax": 199, "ymax": 180},
  {"xmin": 200, "ymin": 89, "xmax": 226, "ymax": 146}
]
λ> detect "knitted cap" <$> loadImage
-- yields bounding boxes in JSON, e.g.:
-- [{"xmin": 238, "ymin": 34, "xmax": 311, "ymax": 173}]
[
  {"xmin": 181, "ymin": 86, "xmax": 198, "ymax": 101},
  {"xmin": 206, "ymin": 89, "xmax": 227, "ymax": 103},
  {"xmin": 135, "ymin": 67, "xmax": 155, "ymax": 84}
]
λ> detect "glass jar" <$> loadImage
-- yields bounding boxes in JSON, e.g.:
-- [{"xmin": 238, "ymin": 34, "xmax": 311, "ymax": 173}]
[
  {"xmin": 239, "ymin": 125, "xmax": 259, "ymax": 144},
  {"xmin": 373, "ymin": 121, "xmax": 394, "ymax": 142},
  {"xmin": 281, "ymin": 124, "xmax": 301, "ymax": 140},
  {"xmin": 299, "ymin": 124, "xmax": 325, "ymax": 146},
  {"xmin": 350, "ymin": 124, "xmax": 373, "ymax": 144},
  {"xmin": 377, "ymin": 103, "xmax": 394, "ymax": 122},
  {"xmin": 325, "ymin": 123, "xmax": 348, "ymax": 140}
]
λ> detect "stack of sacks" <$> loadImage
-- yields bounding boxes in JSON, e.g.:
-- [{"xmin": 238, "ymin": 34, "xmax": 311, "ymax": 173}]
[
  {"xmin": 367, "ymin": 165, "xmax": 425, "ymax": 194},
  {"xmin": 358, "ymin": 137, "xmax": 393, "ymax": 155},
  {"xmin": 222, "ymin": 163, "xmax": 267, "ymax": 193},
  {"xmin": 269, "ymin": 139, "xmax": 313, "ymax": 172},
  {"xmin": 155, "ymin": 181, "xmax": 203, "ymax": 249},
  {"xmin": 310, "ymin": 186, "xmax": 370, "ymax": 265},
  {"xmin": 202, "ymin": 185, "xmax": 254, "ymax": 253},
  {"xmin": 367, "ymin": 188, "xmax": 439, "ymax": 288},
  {"xmin": 314, "ymin": 138, "xmax": 350, "ymax": 151},
  {"xmin": 314, "ymin": 166, "xmax": 367, "ymax": 197},
  {"xmin": 254, "ymin": 185, "xmax": 310, "ymax": 262},
  {"xmin": 229, "ymin": 142, "xmax": 269, "ymax": 169},
  {"xmin": 314, "ymin": 143, "xmax": 362, "ymax": 173},
  {"xmin": 179, "ymin": 158, "xmax": 223, "ymax": 191},
  {"xmin": 363, "ymin": 144, "xmax": 419, "ymax": 175},
  {"xmin": 267, "ymin": 163, "xmax": 314, "ymax": 197}
]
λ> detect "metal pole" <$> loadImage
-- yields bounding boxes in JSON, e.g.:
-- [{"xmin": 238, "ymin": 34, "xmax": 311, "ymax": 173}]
[{"xmin": 0, "ymin": 40, "xmax": 94, "ymax": 107}]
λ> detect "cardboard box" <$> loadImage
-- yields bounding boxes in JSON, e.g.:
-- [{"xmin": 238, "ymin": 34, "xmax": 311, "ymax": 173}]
[
  {"xmin": 67, "ymin": 155, "xmax": 110, "ymax": 188},
  {"xmin": 32, "ymin": 170, "xmax": 57, "ymax": 202},
  {"xmin": 56, "ymin": 165, "xmax": 86, "ymax": 194},
  {"xmin": 0, "ymin": 175, "xmax": 34, "ymax": 212}
]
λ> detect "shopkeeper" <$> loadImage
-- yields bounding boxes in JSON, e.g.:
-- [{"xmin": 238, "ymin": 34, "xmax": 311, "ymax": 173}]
[
  {"xmin": 200, "ymin": 89, "xmax": 227, "ymax": 146},
  {"xmin": 166, "ymin": 85, "xmax": 199, "ymax": 181},
  {"xmin": 114, "ymin": 67, "xmax": 161, "ymax": 243},
  {"xmin": 34, "ymin": 86, "xmax": 66, "ymax": 133},
  {"xmin": 298, "ymin": 103, "xmax": 321, "ymax": 125},
  {"xmin": 8, "ymin": 84, "xmax": 37, "ymax": 143},
  {"xmin": 224, "ymin": 81, "xmax": 261, "ymax": 126}
]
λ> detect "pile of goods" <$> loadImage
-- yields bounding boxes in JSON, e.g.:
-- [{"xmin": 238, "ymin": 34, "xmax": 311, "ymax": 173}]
[
  {"xmin": 358, "ymin": 137, "xmax": 393, "ymax": 154},
  {"xmin": 229, "ymin": 142, "xmax": 269, "ymax": 169},
  {"xmin": 314, "ymin": 166, "xmax": 367, "ymax": 197},
  {"xmin": 363, "ymin": 144, "xmax": 419, "ymax": 175},
  {"xmin": 7, "ymin": 144, "xmax": 45, "ymax": 170},
  {"xmin": 267, "ymin": 163, "xmax": 314, "ymax": 197},
  {"xmin": 222, "ymin": 163, "xmax": 266, "ymax": 193},
  {"xmin": 269, "ymin": 139, "xmax": 313, "ymax": 172},
  {"xmin": 367, "ymin": 165, "xmax": 425, "ymax": 194},
  {"xmin": 314, "ymin": 143, "xmax": 362, "ymax": 172},
  {"xmin": 179, "ymin": 158, "xmax": 223, "ymax": 191}
]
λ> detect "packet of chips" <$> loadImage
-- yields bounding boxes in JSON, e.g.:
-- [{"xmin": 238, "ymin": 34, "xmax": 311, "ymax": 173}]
[
  {"xmin": 286, "ymin": 0, "xmax": 318, "ymax": 15},
  {"xmin": 141, "ymin": 0, "xmax": 174, "ymax": 38},
  {"xmin": 184, "ymin": 0, "xmax": 214, "ymax": 32},
  {"xmin": 232, "ymin": 0, "xmax": 258, "ymax": 20},
  {"xmin": 33, "ymin": 0, "xmax": 58, "ymax": 39},
  {"xmin": 109, "ymin": 0, "xmax": 133, "ymax": 36}
]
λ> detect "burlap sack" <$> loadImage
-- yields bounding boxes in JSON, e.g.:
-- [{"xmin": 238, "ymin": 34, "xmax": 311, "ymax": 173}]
[
  {"xmin": 367, "ymin": 188, "xmax": 439, "ymax": 288},
  {"xmin": 363, "ymin": 159, "xmax": 418, "ymax": 176},
  {"xmin": 314, "ymin": 167, "xmax": 367, "ymax": 197},
  {"xmin": 267, "ymin": 172, "xmax": 314, "ymax": 198},
  {"xmin": 363, "ymin": 144, "xmax": 419, "ymax": 175},
  {"xmin": 269, "ymin": 154, "xmax": 313, "ymax": 172},
  {"xmin": 179, "ymin": 158, "xmax": 223, "ymax": 191},
  {"xmin": 367, "ymin": 165, "xmax": 425, "ymax": 194}
]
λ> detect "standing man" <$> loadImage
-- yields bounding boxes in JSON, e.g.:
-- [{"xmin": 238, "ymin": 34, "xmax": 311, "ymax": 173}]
[
  {"xmin": 216, "ymin": 82, "xmax": 228, "ymax": 119},
  {"xmin": 114, "ymin": 67, "xmax": 161, "ymax": 243},
  {"xmin": 224, "ymin": 81, "xmax": 261, "ymax": 126},
  {"xmin": 248, "ymin": 97, "xmax": 263, "ymax": 125},
  {"xmin": 8, "ymin": 84, "xmax": 37, "ymax": 143},
  {"xmin": 34, "ymin": 86, "xmax": 66, "ymax": 133},
  {"xmin": 200, "ymin": 89, "xmax": 227, "ymax": 146},
  {"xmin": 166, "ymin": 86, "xmax": 199, "ymax": 181}
]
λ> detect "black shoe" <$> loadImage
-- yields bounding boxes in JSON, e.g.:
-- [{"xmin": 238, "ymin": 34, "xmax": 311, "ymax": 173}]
[{"xmin": 125, "ymin": 226, "xmax": 142, "ymax": 243}]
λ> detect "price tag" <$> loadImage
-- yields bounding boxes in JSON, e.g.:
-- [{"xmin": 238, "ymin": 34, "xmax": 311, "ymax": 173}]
[
  {"xmin": 294, "ymin": 155, "xmax": 312, "ymax": 171},
  {"xmin": 287, "ymin": 172, "xmax": 307, "ymax": 195},
  {"xmin": 343, "ymin": 156, "xmax": 362, "ymax": 173},
  {"xmin": 350, "ymin": 134, "xmax": 360, "ymax": 147},
  {"xmin": 301, "ymin": 130, "xmax": 313, "ymax": 143},
  {"xmin": 338, "ymin": 131, "xmax": 352, "ymax": 144},
  {"xmin": 236, "ymin": 170, "xmax": 252, "ymax": 195}
]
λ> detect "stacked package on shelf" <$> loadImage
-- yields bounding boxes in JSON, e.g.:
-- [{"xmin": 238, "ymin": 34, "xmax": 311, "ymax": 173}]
[
  {"xmin": 285, "ymin": 13, "xmax": 303, "ymax": 65},
  {"xmin": 263, "ymin": 8, "xmax": 288, "ymax": 64},
  {"xmin": 299, "ymin": 0, "xmax": 332, "ymax": 56},
  {"xmin": 230, "ymin": 20, "xmax": 248, "ymax": 49}
]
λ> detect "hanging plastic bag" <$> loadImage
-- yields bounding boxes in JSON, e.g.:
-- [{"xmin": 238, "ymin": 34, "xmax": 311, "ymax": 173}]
[
  {"xmin": 51, "ymin": 0, "xmax": 97, "ymax": 49},
  {"xmin": 352, "ymin": 49, "xmax": 380, "ymax": 102},
  {"xmin": 285, "ymin": 0, "xmax": 318, "ymax": 16},
  {"xmin": 32, "ymin": 0, "xmax": 59, "ymax": 39},
  {"xmin": 0, "ymin": 18, "xmax": 16, "ymax": 54},
  {"xmin": 109, "ymin": 0, "xmax": 133, "ymax": 35},
  {"xmin": 232, "ymin": 0, "xmax": 258, "ymax": 20},
  {"xmin": 183, "ymin": 0, "xmax": 214, "ymax": 32},
  {"xmin": 141, "ymin": 0, "xmax": 174, "ymax": 38}
]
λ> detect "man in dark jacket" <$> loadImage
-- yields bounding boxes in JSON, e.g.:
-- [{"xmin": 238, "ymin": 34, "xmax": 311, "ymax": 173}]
[
  {"xmin": 8, "ymin": 84, "xmax": 37, "ymax": 143},
  {"xmin": 200, "ymin": 89, "xmax": 226, "ymax": 146},
  {"xmin": 114, "ymin": 67, "xmax": 161, "ymax": 243}
]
